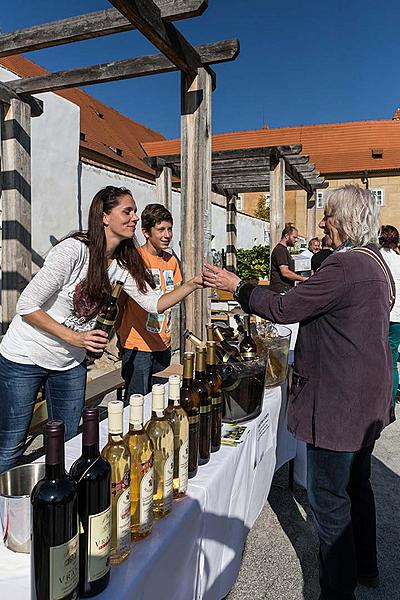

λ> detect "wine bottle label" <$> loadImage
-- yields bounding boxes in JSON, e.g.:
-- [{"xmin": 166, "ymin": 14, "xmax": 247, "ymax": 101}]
[
  {"xmin": 178, "ymin": 440, "xmax": 189, "ymax": 494},
  {"xmin": 116, "ymin": 471, "xmax": 131, "ymax": 553},
  {"xmin": 49, "ymin": 532, "xmax": 79, "ymax": 600},
  {"xmin": 139, "ymin": 459, "xmax": 154, "ymax": 533},
  {"xmin": 188, "ymin": 414, "xmax": 200, "ymax": 424},
  {"xmin": 241, "ymin": 354, "xmax": 257, "ymax": 361},
  {"xmin": 212, "ymin": 394, "xmax": 223, "ymax": 406},
  {"xmin": 88, "ymin": 506, "xmax": 112, "ymax": 582},
  {"xmin": 96, "ymin": 316, "xmax": 115, "ymax": 327},
  {"xmin": 200, "ymin": 404, "xmax": 211, "ymax": 414},
  {"xmin": 163, "ymin": 454, "xmax": 174, "ymax": 512}
]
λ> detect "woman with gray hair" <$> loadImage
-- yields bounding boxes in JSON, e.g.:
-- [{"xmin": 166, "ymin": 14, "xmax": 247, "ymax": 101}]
[{"xmin": 203, "ymin": 184, "xmax": 393, "ymax": 600}]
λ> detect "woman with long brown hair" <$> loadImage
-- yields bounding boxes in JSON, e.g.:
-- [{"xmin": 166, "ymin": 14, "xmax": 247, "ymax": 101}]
[{"xmin": 0, "ymin": 186, "xmax": 202, "ymax": 474}]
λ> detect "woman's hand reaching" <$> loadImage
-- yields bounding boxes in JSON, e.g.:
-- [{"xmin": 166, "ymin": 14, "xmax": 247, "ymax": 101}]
[{"xmin": 203, "ymin": 262, "xmax": 241, "ymax": 293}]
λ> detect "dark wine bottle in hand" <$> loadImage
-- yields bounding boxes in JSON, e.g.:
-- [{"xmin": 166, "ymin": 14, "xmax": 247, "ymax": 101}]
[
  {"xmin": 31, "ymin": 420, "xmax": 79, "ymax": 600},
  {"xmin": 87, "ymin": 280, "xmax": 124, "ymax": 360},
  {"xmin": 70, "ymin": 408, "xmax": 112, "ymax": 597}
]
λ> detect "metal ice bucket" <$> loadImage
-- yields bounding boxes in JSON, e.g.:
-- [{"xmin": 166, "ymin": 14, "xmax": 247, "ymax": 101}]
[{"xmin": 0, "ymin": 463, "xmax": 45, "ymax": 553}]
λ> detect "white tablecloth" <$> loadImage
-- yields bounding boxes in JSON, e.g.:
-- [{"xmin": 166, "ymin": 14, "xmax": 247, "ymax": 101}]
[{"xmin": 0, "ymin": 384, "xmax": 296, "ymax": 600}]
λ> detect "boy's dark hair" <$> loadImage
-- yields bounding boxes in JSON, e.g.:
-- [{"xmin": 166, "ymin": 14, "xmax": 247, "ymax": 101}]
[
  {"xmin": 379, "ymin": 224, "xmax": 399, "ymax": 249},
  {"xmin": 141, "ymin": 203, "xmax": 173, "ymax": 232}
]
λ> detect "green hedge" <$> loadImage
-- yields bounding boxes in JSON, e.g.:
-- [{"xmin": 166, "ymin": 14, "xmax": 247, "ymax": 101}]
[{"xmin": 237, "ymin": 245, "xmax": 270, "ymax": 281}]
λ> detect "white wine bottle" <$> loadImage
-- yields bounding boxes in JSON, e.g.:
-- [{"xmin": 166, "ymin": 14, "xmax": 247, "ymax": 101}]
[
  {"xmin": 101, "ymin": 400, "xmax": 131, "ymax": 565},
  {"xmin": 124, "ymin": 394, "xmax": 154, "ymax": 540},
  {"xmin": 145, "ymin": 384, "xmax": 174, "ymax": 518},
  {"xmin": 165, "ymin": 375, "xmax": 189, "ymax": 498}
]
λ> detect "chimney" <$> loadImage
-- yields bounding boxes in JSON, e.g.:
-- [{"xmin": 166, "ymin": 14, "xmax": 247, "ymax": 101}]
[{"xmin": 392, "ymin": 107, "xmax": 400, "ymax": 120}]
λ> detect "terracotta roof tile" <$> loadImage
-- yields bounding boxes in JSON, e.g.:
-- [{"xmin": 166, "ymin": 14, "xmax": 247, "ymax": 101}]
[
  {"xmin": 0, "ymin": 54, "xmax": 165, "ymax": 176},
  {"xmin": 143, "ymin": 120, "xmax": 400, "ymax": 175}
]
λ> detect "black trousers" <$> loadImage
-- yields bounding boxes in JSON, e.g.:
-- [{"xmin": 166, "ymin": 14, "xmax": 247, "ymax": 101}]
[{"xmin": 307, "ymin": 443, "xmax": 377, "ymax": 600}]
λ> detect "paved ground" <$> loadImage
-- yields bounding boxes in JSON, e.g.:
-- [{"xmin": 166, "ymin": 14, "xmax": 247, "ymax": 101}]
[{"xmin": 227, "ymin": 411, "xmax": 400, "ymax": 600}]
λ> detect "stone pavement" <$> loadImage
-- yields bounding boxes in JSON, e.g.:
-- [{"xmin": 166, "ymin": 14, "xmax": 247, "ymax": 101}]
[{"xmin": 227, "ymin": 413, "xmax": 400, "ymax": 600}]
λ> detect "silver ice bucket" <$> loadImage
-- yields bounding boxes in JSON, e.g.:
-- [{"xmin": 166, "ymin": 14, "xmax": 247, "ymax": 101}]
[{"xmin": 0, "ymin": 463, "xmax": 45, "ymax": 553}]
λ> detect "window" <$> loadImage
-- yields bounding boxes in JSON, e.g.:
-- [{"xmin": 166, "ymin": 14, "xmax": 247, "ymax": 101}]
[
  {"xmin": 236, "ymin": 194, "xmax": 243, "ymax": 211},
  {"xmin": 371, "ymin": 189, "xmax": 384, "ymax": 206},
  {"xmin": 316, "ymin": 191, "xmax": 324, "ymax": 209}
]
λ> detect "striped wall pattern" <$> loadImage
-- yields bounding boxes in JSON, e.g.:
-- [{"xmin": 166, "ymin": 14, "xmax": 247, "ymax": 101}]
[
  {"xmin": 1, "ymin": 99, "xmax": 32, "ymax": 334},
  {"xmin": 226, "ymin": 194, "xmax": 237, "ymax": 273}
]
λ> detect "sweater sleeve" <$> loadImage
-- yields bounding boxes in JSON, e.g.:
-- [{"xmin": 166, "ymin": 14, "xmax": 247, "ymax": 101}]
[
  {"xmin": 247, "ymin": 256, "xmax": 347, "ymax": 324},
  {"xmin": 16, "ymin": 239, "xmax": 83, "ymax": 316},
  {"xmin": 123, "ymin": 273, "xmax": 160, "ymax": 314}
]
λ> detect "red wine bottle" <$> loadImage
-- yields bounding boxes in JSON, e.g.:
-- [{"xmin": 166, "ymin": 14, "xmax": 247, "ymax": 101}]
[
  {"xmin": 70, "ymin": 408, "xmax": 112, "ymax": 597},
  {"xmin": 31, "ymin": 420, "xmax": 79, "ymax": 600},
  {"xmin": 87, "ymin": 281, "xmax": 124, "ymax": 360}
]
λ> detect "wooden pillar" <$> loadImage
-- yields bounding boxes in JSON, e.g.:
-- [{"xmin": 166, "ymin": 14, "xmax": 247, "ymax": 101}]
[
  {"xmin": 1, "ymin": 99, "xmax": 32, "ymax": 333},
  {"xmin": 226, "ymin": 194, "xmax": 237, "ymax": 273},
  {"xmin": 306, "ymin": 191, "xmax": 317, "ymax": 241},
  {"xmin": 180, "ymin": 67, "xmax": 212, "ymax": 342},
  {"xmin": 269, "ymin": 152, "xmax": 285, "ymax": 252},
  {"xmin": 155, "ymin": 165, "xmax": 172, "ymax": 211}
]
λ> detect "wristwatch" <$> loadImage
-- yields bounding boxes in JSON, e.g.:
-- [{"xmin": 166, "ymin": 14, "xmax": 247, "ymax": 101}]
[{"xmin": 233, "ymin": 279, "xmax": 247, "ymax": 301}]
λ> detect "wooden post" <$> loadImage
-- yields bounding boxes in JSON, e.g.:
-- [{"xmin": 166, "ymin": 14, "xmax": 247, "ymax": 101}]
[
  {"xmin": 1, "ymin": 99, "xmax": 32, "ymax": 333},
  {"xmin": 269, "ymin": 152, "xmax": 285, "ymax": 252},
  {"xmin": 306, "ymin": 191, "xmax": 317, "ymax": 241},
  {"xmin": 226, "ymin": 194, "xmax": 237, "ymax": 273},
  {"xmin": 180, "ymin": 66, "xmax": 212, "ymax": 343},
  {"xmin": 155, "ymin": 165, "xmax": 172, "ymax": 210}
]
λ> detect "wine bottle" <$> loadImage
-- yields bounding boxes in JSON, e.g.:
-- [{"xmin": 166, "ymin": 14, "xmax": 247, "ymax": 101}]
[
  {"xmin": 213, "ymin": 326, "xmax": 242, "ymax": 363},
  {"xmin": 31, "ymin": 421, "xmax": 79, "ymax": 600},
  {"xmin": 70, "ymin": 408, "xmax": 111, "ymax": 597},
  {"xmin": 206, "ymin": 323, "xmax": 215, "ymax": 342},
  {"xmin": 165, "ymin": 375, "xmax": 189, "ymax": 498},
  {"xmin": 145, "ymin": 384, "xmax": 174, "ymax": 518},
  {"xmin": 87, "ymin": 280, "xmax": 124, "ymax": 360},
  {"xmin": 205, "ymin": 342, "xmax": 223, "ymax": 452},
  {"xmin": 233, "ymin": 314, "xmax": 245, "ymax": 336},
  {"xmin": 239, "ymin": 315, "xmax": 258, "ymax": 360},
  {"xmin": 180, "ymin": 352, "xmax": 201, "ymax": 479},
  {"xmin": 124, "ymin": 394, "xmax": 154, "ymax": 539},
  {"xmin": 184, "ymin": 328, "xmax": 206, "ymax": 350},
  {"xmin": 193, "ymin": 347, "xmax": 212, "ymax": 466},
  {"xmin": 100, "ymin": 401, "xmax": 131, "ymax": 565}
]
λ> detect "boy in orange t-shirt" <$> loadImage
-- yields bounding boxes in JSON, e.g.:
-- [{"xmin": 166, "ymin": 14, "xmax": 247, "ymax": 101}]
[{"xmin": 118, "ymin": 204, "xmax": 182, "ymax": 398}]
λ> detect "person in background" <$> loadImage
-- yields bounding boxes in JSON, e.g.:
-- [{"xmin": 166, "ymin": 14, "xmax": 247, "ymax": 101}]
[
  {"xmin": 0, "ymin": 188, "xmax": 202, "ymax": 475},
  {"xmin": 311, "ymin": 235, "xmax": 333, "ymax": 272},
  {"xmin": 204, "ymin": 185, "xmax": 393, "ymax": 600},
  {"xmin": 300, "ymin": 236, "xmax": 321, "ymax": 259},
  {"xmin": 379, "ymin": 225, "xmax": 400, "ymax": 407},
  {"xmin": 118, "ymin": 204, "xmax": 182, "ymax": 399},
  {"xmin": 269, "ymin": 223, "xmax": 308, "ymax": 293}
]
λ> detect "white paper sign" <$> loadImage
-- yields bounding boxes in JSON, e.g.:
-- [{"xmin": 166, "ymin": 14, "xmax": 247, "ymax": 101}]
[{"xmin": 255, "ymin": 412, "xmax": 272, "ymax": 467}]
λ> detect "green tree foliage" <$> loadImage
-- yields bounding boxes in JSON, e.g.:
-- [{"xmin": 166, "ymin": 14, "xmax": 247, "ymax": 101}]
[
  {"xmin": 237, "ymin": 245, "xmax": 270, "ymax": 281},
  {"xmin": 254, "ymin": 194, "xmax": 270, "ymax": 221}
]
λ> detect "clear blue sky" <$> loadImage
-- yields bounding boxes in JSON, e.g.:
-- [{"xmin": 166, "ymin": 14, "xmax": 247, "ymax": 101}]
[{"xmin": 1, "ymin": 0, "xmax": 400, "ymax": 139}]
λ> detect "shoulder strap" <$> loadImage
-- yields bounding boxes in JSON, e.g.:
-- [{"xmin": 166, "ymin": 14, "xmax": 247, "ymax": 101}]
[{"xmin": 353, "ymin": 247, "xmax": 396, "ymax": 310}]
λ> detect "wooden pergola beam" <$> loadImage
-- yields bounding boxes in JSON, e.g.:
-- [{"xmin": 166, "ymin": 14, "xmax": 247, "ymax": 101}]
[
  {"xmin": 109, "ymin": 0, "xmax": 215, "ymax": 81},
  {"xmin": 284, "ymin": 156, "xmax": 313, "ymax": 195},
  {"xmin": 0, "ymin": 1, "xmax": 208, "ymax": 58},
  {"xmin": 9, "ymin": 39, "xmax": 237, "ymax": 95},
  {"xmin": 0, "ymin": 82, "xmax": 43, "ymax": 117},
  {"xmin": 212, "ymin": 170, "xmax": 321, "ymax": 183}
]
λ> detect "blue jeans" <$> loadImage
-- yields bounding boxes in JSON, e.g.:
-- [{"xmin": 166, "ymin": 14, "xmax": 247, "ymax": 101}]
[
  {"xmin": 0, "ymin": 354, "xmax": 87, "ymax": 474},
  {"xmin": 307, "ymin": 444, "xmax": 377, "ymax": 600},
  {"xmin": 388, "ymin": 322, "xmax": 400, "ymax": 404},
  {"xmin": 122, "ymin": 347, "xmax": 171, "ymax": 400}
]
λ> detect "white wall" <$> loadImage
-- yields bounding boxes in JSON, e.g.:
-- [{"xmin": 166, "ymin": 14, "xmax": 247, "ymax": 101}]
[
  {"xmin": 0, "ymin": 65, "xmax": 268, "ymax": 268},
  {"xmin": 0, "ymin": 67, "xmax": 80, "ymax": 264},
  {"xmin": 211, "ymin": 204, "xmax": 269, "ymax": 251}
]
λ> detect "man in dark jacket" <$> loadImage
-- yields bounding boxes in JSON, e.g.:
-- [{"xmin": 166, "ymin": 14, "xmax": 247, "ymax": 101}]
[{"xmin": 204, "ymin": 185, "xmax": 393, "ymax": 600}]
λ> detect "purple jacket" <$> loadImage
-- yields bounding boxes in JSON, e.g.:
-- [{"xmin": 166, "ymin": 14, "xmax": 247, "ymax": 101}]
[{"xmin": 239, "ymin": 246, "xmax": 393, "ymax": 451}]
